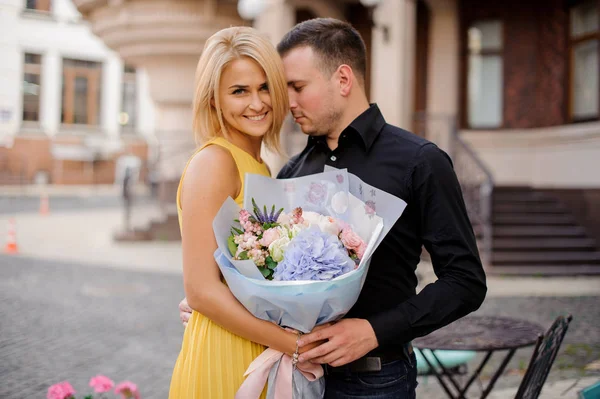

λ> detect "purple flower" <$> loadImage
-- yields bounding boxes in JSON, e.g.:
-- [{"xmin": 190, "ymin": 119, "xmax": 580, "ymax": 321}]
[{"xmin": 273, "ymin": 228, "xmax": 355, "ymax": 281}]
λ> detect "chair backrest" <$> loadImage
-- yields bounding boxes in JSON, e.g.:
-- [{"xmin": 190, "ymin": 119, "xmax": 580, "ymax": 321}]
[{"xmin": 514, "ymin": 315, "xmax": 573, "ymax": 399}]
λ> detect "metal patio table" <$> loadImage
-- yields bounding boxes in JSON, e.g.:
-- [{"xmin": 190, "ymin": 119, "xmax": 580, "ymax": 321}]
[{"xmin": 413, "ymin": 315, "xmax": 544, "ymax": 399}]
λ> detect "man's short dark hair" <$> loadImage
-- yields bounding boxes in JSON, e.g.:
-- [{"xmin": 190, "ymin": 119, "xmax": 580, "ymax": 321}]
[{"xmin": 277, "ymin": 18, "xmax": 367, "ymax": 85}]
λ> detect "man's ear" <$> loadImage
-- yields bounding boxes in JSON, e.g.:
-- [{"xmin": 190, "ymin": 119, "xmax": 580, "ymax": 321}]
[{"xmin": 337, "ymin": 64, "xmax": 353, "ymax": 97}]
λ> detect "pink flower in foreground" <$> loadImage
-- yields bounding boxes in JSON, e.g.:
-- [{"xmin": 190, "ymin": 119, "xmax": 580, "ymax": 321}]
[
  {"xmin": 260, "ymin": 227, "xmax": 281, "ymax": 247},
  {"xmin": 355, "ymin": 241, "xmax": 367, "ymax": 260},
  {"xmin": 115, "ymin": 381, "xmax": 141, "ymax": 399},
  {"xmin": 47, "ymin": 381, "xmax": 75, "ymax": 399},
  {"xmin": 89, "ymin": 375, "xmax": 115, "ymax": 393},
  {"xmin": 340, "ymin": 228, "xmax": 367, "ymax": 260}
]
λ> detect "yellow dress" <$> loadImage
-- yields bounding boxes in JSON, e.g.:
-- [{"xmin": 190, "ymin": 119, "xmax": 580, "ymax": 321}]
[{"xmin": 169, "ymin": 137, "xmax": 270, "ymax": 399}]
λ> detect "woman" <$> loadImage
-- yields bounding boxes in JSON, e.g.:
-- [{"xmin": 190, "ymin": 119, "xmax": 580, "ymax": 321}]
[{"xmin": 169, "ymin": 27, "xmax": 301, "ymax": 398}]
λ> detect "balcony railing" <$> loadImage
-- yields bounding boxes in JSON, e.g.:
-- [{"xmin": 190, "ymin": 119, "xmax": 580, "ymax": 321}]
[{"xmin": 414, "ymin": 113, "xmax": 495, "ymax": 265}]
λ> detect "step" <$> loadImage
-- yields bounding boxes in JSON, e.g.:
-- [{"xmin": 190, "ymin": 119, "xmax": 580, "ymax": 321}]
[
  {"xmin": 493, "ymin": 238, "xmax": 597, "ymax": 251},
  {"xmin": 492, "ymin": 251, "xmax": 600, "ymax": 265},
  {"xmin": 487, "ymin": 264, "xmax": 600, "ymax": 276},
  {"xmin": 493, "ymin": 203, "xmax": 567, "ymax": 214},
  {"xmin": 493, "ymin": 226, "xmax": 587, "ymax": 238},
  {"xmin": 493, "ymin": 192, "xmax": 558, "ymax": 204},
  {"xmin": 493, "ymin": 214, "xmax": 576, "ymax": 226},
  {"xmin": 494, "ymin": 186, "xmax": 535, "ymax": 193}
]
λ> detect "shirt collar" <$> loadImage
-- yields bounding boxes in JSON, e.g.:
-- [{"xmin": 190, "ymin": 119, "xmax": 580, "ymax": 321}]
[
  {"xmin": 305, "ymin": 103, "xmax": 386, "ymax": 152},
  {"xmin": 345, "ymin": 103, "xmax": 386, "ymax": 152}
]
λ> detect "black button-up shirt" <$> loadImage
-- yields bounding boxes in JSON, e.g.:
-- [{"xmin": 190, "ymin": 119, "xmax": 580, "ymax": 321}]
[{"xmin": 277, "ymin": 104, "xmax": 487, "ymax": 352}]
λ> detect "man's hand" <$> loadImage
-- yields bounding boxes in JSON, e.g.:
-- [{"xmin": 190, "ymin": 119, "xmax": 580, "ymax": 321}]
[
  {"xmin": 179, "ymin": 297, "xmax": 192, "ymax": 327},
  {"xmin": 297, "ymin": 318, "xmax": 378, "ymax": 367}
]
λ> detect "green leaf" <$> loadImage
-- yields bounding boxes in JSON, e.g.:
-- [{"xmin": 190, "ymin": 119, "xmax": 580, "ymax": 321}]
[
  {"xmin": 238, "ymin": 251, "xmax": 249, "ymax": 260},
  {"xmin": 258, "ymin": 266, "xmax": 274, "ymax": 280},
  {"xmin": 232, "ymin": 227, "xmax": 244, "ymax": 235},
  {"xmin": 227, "ymin": 235, "xmax": 238, "ymax": 257},
  {"xmin": 84, "ymin": 395, "xmax": 93, "ymax": 399},
  {"xmin": 265, "ymin": 256, "xmax": 278, "ymax": 270}
]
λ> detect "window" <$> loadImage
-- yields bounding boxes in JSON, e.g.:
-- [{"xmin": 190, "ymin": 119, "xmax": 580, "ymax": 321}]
[
  {"xmin": 120, "ymin": 66, "xmax": 137, "ymax": 132},
  {"xmin": 570, "ymin": 1, "xmax": 599, "ymax": 120},
  {"xmin": 61, "ymin": 58, "xmax": 102, "ymax": 126},
  {"xmin": 25, "ymin": 0, "xmax": 51, "ymax": 12},
  {"xmin": 23, "ymin": 53, "xmax": 42, "ymax": 122},
  {"xmin": 466, "ymin": 20, "xmax": 503, "ymax": 128}
]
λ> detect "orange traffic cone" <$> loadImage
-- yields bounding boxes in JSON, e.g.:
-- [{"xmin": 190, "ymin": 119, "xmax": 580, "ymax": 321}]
[
  {"xmin": 39, "ymin": 193, "xmax": 50, "ymax": 216},
  {"xmin": 4, "ymin": 218, "xmax": 18, "ymax": 254}
]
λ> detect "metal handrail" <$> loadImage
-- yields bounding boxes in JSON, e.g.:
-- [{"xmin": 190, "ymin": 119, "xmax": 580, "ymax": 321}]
[{"xmin": 414, "ymin": 113, "xmax": 495, "ymax": 265}]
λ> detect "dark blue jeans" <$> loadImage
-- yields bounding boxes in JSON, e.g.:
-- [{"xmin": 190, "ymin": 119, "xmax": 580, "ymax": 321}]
[{"xmin": 324, "ymin": 352, "xmax": 418, "ymax": 398}]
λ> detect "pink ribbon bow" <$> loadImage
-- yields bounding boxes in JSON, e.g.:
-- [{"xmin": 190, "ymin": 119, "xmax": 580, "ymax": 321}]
[{"xmin": 235, "ymin": 348, "xmax": 324, "ymax": 399}]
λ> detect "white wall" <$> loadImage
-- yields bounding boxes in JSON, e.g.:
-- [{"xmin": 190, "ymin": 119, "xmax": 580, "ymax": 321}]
[
  {"xmin": 462, "ymin": 123, "xmax": 600, "ymax": 188},
  {"xmin": 0, "ymin": 0, "xmax": 154, "ymax": 140}
]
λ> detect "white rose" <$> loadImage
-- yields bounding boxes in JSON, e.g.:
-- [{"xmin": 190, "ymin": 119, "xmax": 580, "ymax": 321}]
[
  {"xmin": 302, "ymin": 211, "xmax": 322, "ymax": 227},
  {"xmin": 268, "ymin": 236, "xmax": 291, "ymax": 262},
  {"xmin": 319, "ymin": 216, "xmax": 341, "ymax": 236}
]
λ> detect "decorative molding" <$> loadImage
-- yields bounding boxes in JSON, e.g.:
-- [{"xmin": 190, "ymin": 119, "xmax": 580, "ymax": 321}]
[
  {"xmin": 462, "ymin": 122, "xmax": 600, "ymax": 149},
  {"xmin": 73, "ymin": 0, "xmax": 244, "ymax": 61}
]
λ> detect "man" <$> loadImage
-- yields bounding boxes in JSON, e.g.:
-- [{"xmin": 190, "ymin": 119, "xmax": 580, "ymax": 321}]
[{"xmin": 180, "ymin": 18, "xmax": 487, "ymax": 398}]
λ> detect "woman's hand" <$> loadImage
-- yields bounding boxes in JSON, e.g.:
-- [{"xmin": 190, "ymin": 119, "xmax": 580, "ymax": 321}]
[{"xmin": 179, "ymin": 297, "xmax": 192, "ymax": 327}]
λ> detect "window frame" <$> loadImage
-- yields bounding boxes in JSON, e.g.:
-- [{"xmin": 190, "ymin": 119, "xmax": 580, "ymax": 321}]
[
  {"xmin": 461, "ymin": 18, "xmax": 505, "ymax": 129},
  {"xmin": 568, "ymin": 1, "xmax": 600, "ymax": 122},
  {"xmin": 120, "ymin": 65, "xmax": 138, "ymax": 134},
  {"xmin": 61, "ymin": 58, "xmax": 102, "ymax": 127},
  {"xmin": 24, "ymin": 0, "xmax": 51, "ymax": 13},
  {"xmin": 22, "ymin": 53, "xmax": 43, "ymax": 125}
]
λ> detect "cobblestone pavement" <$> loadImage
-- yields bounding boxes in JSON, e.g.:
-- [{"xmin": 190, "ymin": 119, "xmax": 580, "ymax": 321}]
[
  {"xmin": 0, "ymin": 255, "xmax": 184, "ymax": 399},
  {"xmin": 1, "ymin": 255, "xmax": 599, "ymax": 398}
]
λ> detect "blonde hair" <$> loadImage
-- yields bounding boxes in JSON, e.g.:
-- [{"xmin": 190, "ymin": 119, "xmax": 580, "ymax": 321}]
[{"xmin": 193, "ymin": 26, "xmax": 289, "ymax": 153}]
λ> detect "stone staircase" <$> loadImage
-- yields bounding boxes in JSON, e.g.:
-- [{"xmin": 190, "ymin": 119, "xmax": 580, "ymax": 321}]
[{"xmin": 489, "ymin": 187, "xmax": 600, "ymax": 275}]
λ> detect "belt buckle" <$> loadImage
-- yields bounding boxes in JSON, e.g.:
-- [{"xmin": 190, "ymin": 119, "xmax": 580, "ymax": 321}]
[{"xmin": 353, "ymin": 356, "xmax": 382, "ymax": 373}]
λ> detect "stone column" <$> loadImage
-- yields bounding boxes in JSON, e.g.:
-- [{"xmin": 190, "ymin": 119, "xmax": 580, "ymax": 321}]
[
  {"xmin": 253, "ymin": 0, "xmax": 296, "ymax": 174},
  {"xmin": 40, "ymin": 51, "xmax": 62, "ymax": 136},
  {"xmin": 424, "ymin": 0, "xmax": 459, "ymax": 152},
  {"xmin": 370, "ymin": 0, "xmax": 416, "ymax": 130},
  {"xmin": 73, "ymin": 0, "xmax": 245, "ymax": 184},
  {"xmin": 101, "ymin": 54, "xmax": 122, "ymax": 138}
]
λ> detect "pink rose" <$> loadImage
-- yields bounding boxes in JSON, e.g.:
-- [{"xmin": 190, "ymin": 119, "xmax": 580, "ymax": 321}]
[
  {"xmin": 47, "ymin": 381, "xmax": 75, "ymax": 399},
  {"xmin": 356, "ymin": 241, "xmax": 367, "ymax": 260},
  {"xmin": 115, "ymin": 381, "xmax": 141, "ymax": 399},
  {"xmin": 260, "ymin": 228, "xmax": 281, "ymax": 247},
  {"xmin": 89, "ymin": 375, "xmax": 115, "ymax": 393},
  {"xmin": 340, "ymin": 228, "xmax": 367, "ymax": 260}
]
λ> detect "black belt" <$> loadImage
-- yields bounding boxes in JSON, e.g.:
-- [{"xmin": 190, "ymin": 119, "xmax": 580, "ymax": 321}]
[{"xmin": 324, "ymin": 343, "xmax": 413, "ymax": 374}]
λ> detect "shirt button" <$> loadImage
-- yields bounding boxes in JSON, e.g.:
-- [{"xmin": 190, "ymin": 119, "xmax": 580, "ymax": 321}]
[{"xmin": 330, "ymin": 155, "xmax": 337, "ymax": 161}]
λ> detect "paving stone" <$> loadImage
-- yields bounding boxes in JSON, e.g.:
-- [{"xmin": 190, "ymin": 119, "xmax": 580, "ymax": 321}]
[{"xmin": 1, "ymin": 255, "xmax": 599, "ymax": 398}]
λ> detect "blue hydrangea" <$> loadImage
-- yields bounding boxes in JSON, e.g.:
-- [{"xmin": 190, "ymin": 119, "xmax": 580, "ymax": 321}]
[{"xmin": 273, "ymin": 227, "xmax": 355, "ymax": 281}]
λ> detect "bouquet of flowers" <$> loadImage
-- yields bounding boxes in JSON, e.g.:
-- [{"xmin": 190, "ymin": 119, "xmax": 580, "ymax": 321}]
[
  {"xmin": 228, "ymin": 198, "xmax": 367, "ymax": 281},
  {"xmin": 212, "ymin": 169, "xmax": 407, "ymax": 399}
]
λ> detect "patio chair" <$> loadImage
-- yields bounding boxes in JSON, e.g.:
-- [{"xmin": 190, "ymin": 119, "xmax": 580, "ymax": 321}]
[{"xmin": 514, "ymin": 314, "xmax": 573, "ymax": 399}]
